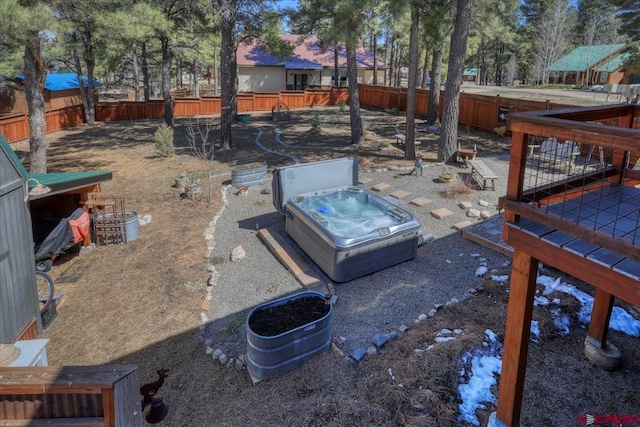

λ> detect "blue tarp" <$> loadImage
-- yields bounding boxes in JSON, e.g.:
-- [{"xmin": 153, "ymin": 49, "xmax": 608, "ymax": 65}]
[{"xmin": 16, "ymin": 73, "xmax": 101, "ymax": 91}]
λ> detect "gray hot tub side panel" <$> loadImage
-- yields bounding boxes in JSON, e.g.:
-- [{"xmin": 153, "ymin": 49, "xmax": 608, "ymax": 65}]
[{"xmin": 286, "ymin": 205, "xmax": 419, "ymax": 282}]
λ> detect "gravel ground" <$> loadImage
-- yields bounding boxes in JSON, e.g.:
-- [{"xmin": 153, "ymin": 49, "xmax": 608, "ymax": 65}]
[{"xmin": 204, "ymin": 153, "xmax": 513, "ymax": 356}]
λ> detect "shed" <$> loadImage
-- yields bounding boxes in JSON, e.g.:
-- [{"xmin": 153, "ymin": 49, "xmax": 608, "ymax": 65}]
[
  {"xmin": 0, "ymin": 73, "xmax": 101, "ymax": 116},
  {"xmin": 0, "ymin": 135, "xmax": 41, "ymax": 343},
  {"xmin": 0, "ymin": 134, "xmax": 113, "ymax": 342}
]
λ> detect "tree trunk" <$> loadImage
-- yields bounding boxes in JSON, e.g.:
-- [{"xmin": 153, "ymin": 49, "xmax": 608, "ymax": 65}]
[
  {"xmin": 161, "ymin": 35, "xmax": 173, "ymax": 127},
  {"xmin": 142, "ymin": 42, "xmax": 150, "ymax": 101},
  {"xmin": 388, "ymin": 35, "xmax": 395, "ymax": 87},
  {"xmin": 372, "ymin": 34, "xmax": 378, "ymax": 85},
  {"xmin": 24, "ymin": 33, "xmax": 47, "ymax": 173},
  {"xmin": 426, "ymin": 40, "xmax": 444, "ymax": 125},
  {"xmin": 219, "ymin": 0, "xmax": 237, "ymax": 149},
  {"xmin": 404, "ymin": 3, "xmax": 419, "ymax": 160},
  {"xmin": 334, "ymin": 43, "xmax": 339, "ymax": 86},
  {"xmin": 71, "ymin": 36, "xmax": 90, "ymax": 124},
  {"xmin": 132, "ymin": 42, "xmax": 140, "ymax": 101},
  {"xmin": 421, "ymin": 46, "xmax": 430, "ymax": 89},
  {"xmin": 345, "ymin": 39, "xmax": 363, "ymax": 145},
  {"xmin": 438, "ymin": 0, "xmax": 474, "ymax": 163},
  {"xmin": 193, "ymin": 58, "xmax": 199, "ymax": 98},
  {"xmin": 81, "ymin": 28, "xmax": 96, "ymax": 124}
]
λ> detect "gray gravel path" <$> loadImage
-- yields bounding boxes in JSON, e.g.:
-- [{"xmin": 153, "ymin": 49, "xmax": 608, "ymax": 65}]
[{"xmin": 204, "ymin": 154, "xmax": 513, "ymax": 356}]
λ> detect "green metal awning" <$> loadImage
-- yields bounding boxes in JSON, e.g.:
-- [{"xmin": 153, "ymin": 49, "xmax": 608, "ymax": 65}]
[{"xmin": 0, "ymin": 133, "xmax": 113, "ymax": 200}]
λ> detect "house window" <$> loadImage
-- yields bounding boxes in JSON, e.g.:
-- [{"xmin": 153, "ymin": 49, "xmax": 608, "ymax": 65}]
[
  {"xmin": 600, "ymin": 72, "xmax": 608, "ymax": 83},
  {"xmin": 331, "ymin": 71, "xmax": 347, "ymax": 87},
  {"xmin": 293, "ymin": 74, "xmax": 309, "ymax": 90}
]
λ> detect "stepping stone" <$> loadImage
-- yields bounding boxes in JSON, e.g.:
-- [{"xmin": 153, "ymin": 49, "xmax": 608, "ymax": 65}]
[
  {"xmin": 359, "ymin": 177, "xmax": 372, "ymax": 185},
  {"xmin": 371, "ymin": 183, "xmax": 391, "ymax": 192},
  {"xmin": 390, "ymin": 190, "xmax": 410, "ymax": 199},
  {"xmin": 459, "ymin": 201, "xmax": 473, "ymax": 210},
  {"xmin": 430, "ymin": 208, "xmax": 455, "ymax": 219},
  {"xmin": 410, "ymin": 197, "xmax": 432, "ymax": 207},
  {"xmin": 453, "ymin": 220, "xmax": 473, "ymax": 230}
]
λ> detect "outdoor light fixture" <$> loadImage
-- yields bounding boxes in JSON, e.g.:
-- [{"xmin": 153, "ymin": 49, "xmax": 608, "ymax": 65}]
[
  {"xmin": 24, "ymin": 178, "xmax": 51, "ymax": 202},
  {"xmin": 139, "ymin": 368, "xmax": 170, "ymax": 424}
]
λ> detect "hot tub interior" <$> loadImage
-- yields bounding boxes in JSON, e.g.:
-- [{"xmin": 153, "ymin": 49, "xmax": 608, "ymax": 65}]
[{"xmin": 293, "ymin": 187, "xmax": 411, "ymax": 238}]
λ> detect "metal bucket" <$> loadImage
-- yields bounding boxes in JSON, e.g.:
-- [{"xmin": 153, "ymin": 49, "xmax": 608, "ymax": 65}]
[
  {"xmin": 124, "ymin": 211, "xmax": 139, "ymax": 242},
  {"xmin": 246, "ymin": 291, "xmax": 332, "ymax": 383},
  {"xmin": 231, "ymin": 162, "xmax": 267, "ymax": 188}
]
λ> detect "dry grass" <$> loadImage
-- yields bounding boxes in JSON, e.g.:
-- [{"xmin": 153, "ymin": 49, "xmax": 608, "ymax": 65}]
[
  {"xmin": 438, "ymin": 181, "xmax": 476, "ymax": 199},
  {"xmin": 31, "ymin": 109, "xmax": 640, "ymax": 426}
]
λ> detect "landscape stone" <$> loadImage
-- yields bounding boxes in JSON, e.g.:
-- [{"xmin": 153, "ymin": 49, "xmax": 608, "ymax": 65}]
[
  {"xmin": 366, "ymin": 346, "xmax": 378, "ymax": 355},
  {"xmin": 390, "ymin": 190, "xmax": 410, "ymax": 199},
  {"xmin": 410, "ymin": 197, "xmax": 432, "ymax": 206},
  {"xmin": 418, "ymin": 313, "xmax": 428, "ymax": 321},
  {"xmin": 453, "ymin": 220, "xmax": 473, "ymax": 230},
  {"xmin": 430, "ymin": 208, "xmax": 455, "ymax": 219},
  {"xmin": 478, "ymin": 200, "xmax": 490, "ymax": 206},
  {"xmin": 231, "ymin": 245, "xmax": 246, "ymax": 262},
  {"xmin": 467, "ymin": 208, "xmax": 481, "ymax": 218},
  {"xmin": 480, "ymin": 210, "xmax": 492, "ymax": 219},
  {"xmin": 358, "ymin": 177, "xmax": 373, "ymax": 185},
  {"xmin": 398, "ymin": 324, "xmax": 409, "ymax": 333},
  {"xmin": 372, "ymin": 333, "xmax": 388, "ymax": 349},
  {"xmin": 350, "ymin": 348, "xmax": 367, "ymax": 362},
  {"xmin": 389, "ymin": 331, "xmax": 399, "ymax": 340},
  {"xmin": 260, "ymin": 188, "xmax": 271, "ymax": 194},
  {"xmin": 371, "ymin": 183, "xmax": 391, "ymax": 192},
  {"xmin": 459, "ymin": 201, "xmax": 473, "ymax": 210}
]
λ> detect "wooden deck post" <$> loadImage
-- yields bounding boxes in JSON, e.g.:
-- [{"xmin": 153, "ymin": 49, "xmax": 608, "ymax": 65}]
[
  {"xmin": 587, "ymin": 288, "xmax": 615, "ymax": 347},
  {"xmin": 495, "ymin": 249, "xmax": 538, "ymax": 427}
]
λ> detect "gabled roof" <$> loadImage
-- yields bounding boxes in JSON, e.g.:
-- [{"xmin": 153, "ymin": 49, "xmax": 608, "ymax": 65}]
[
  {"xmin": 0, "ymin": 133, "xmax": 112, "ymax": 200},
  {"xmin": 596, "ymin": 52, "xmax": 630, "ymax": 72},
  {"xmin": 237, "ymin": 34, "xmax": 386, "ymax": 69},
  {"xmin": 549, "ymin": 44, "xmax": 625, "ymax": 72},
  {"xmin": 15, "ymin": 73, "xmax": 101, "ymax": 92},
  {"xmin": 464, "ymin": 68, "xmax": 478, "ymax": 76}
]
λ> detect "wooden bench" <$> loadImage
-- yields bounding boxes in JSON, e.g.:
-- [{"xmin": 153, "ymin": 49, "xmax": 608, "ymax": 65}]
[
  {"xmin": 0, "ymin": 365, "xmax": 143, "ymax": 426},
  {"xmin": 393, "ymin": 133, "xmax": 421, "ymax": 149},
  {"xmin": 468, "ymin": 159, "xmax": 499, "ymax": 191}
]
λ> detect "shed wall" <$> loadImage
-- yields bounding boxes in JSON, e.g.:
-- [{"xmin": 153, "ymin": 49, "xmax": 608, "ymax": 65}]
[{"xmin": 0, "ymin": 149, "xmax": 40, "ymax": 343}]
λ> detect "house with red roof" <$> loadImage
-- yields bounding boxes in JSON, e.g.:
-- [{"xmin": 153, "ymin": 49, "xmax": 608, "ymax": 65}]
[{"xmin": 236, "ymin": 34, "xmax": 387, "ymax": 92}]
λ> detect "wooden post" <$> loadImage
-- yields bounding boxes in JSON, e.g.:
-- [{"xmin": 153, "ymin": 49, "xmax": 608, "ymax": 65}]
[
  {"xmin": 587, "ymin": 288, "xmax": 614, "ymax": 347},
  {"xmin": 495, "ymin": 250, "xmax": 538, "ymax": 427}
]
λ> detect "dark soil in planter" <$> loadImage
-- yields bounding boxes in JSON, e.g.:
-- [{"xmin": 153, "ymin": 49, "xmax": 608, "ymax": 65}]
[{"xmin": 248, "ymin": 296, "xmax": 329, "ymax": 337}]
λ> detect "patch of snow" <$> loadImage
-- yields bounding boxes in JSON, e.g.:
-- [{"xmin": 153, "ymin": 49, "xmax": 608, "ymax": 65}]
[
  {"xmin": 457, "ymin": 329, "xmax": 503, "ymax": 426},
  {"xmin": 475, "ymin": 266, "xmax": 489, "ymax": 276},
  {"xmin": 534, "ymin": 296, "xmax": 550, "ymax": 306},
  {"xmin": 530, "ymin": 320, "xmax": 540, "ymax": 342},
  {"xmin": 435, "ymin": 336, "xmax": 456, "ymax": 343},
  {"xmin": 491, "ymin": 275, "xmax": 509, "ymax": 282}
]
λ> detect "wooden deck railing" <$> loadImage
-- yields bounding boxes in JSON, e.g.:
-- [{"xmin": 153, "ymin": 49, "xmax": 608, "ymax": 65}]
[{"xmin": 1, "ymin": 85, "xmax": 575, "ymax": 144}]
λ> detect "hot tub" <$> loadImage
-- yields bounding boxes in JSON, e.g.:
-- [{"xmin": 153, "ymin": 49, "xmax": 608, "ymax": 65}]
[{"xmin": 272, "ymin": 158, "xmax": 421, "ymax": 282}]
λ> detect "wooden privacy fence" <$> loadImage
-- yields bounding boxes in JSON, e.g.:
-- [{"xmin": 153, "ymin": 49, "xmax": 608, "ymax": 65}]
[
  {"xmin": 1, "ymin": 84, "xmax": 572, "ymax": 144},
  {"xmin": 357, "ymin": 84, "xmax": 575, "ymax": 133}
]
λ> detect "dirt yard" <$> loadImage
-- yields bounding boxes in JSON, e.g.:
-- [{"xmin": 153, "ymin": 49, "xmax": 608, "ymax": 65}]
[{"xmin": 26, "ymin": 106, "xmax": 640, "ymax": 426}]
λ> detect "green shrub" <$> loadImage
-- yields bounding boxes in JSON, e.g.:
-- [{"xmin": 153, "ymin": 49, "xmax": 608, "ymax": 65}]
[
  {"xmin": 338, "ymin": 100, "xmax": 346, "ymax": 112},
  {"xmin": 311, "ymin": 112, "xmax": 321, "ymax": 133},
  {"xmin": 154, "ymin": 124, "xmax": 175, "ymax": 157},
  {"xmin": 379, "ymin": 140, "xmax": 391, "ymax": 148}
]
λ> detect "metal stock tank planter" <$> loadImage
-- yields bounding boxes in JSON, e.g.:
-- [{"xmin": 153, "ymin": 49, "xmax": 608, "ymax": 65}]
[
  {"xmin": 231, "ymin": 162, "xmax": 268, "ymax": 188},
  {"xmin": 246, "ymin": 291, "xmax": 333, "ymax": 383}
]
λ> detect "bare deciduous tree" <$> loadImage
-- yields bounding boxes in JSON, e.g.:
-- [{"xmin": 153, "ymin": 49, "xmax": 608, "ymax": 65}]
[
  {"xmin": 533, "ymin": 0, "xmax": 574, "ymax": 85},
  {"xmin": 186, "ymin": 118, "xmax": 217, "ymax": 201}
]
